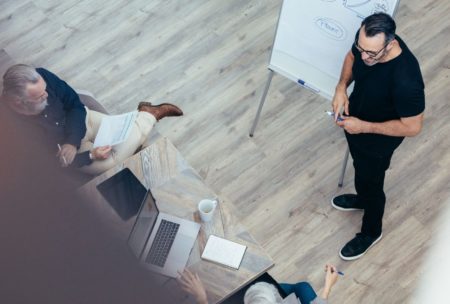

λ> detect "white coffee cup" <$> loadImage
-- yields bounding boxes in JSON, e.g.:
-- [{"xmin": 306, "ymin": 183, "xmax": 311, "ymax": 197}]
[{"xmin": 198, "ymin": 199, "xmax": 218, "ymax": 222}]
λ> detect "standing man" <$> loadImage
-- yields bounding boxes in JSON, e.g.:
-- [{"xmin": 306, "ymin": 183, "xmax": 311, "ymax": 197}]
[
  {"xmin": 1, "ymin": 64, "xmax": 183, "ymax": 175},
  {"xmin": 331, "ymin": 13, "xmax": 425, "ymax": 260}
]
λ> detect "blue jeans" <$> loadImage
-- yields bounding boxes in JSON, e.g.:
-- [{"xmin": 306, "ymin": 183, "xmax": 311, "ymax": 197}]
[{"xmin": 279, "ymin": 282, "xmax": 317, "ymax": 304}]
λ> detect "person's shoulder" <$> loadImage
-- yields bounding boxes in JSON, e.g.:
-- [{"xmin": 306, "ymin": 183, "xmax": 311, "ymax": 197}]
[
  {"xmin": 36, "ymin": 67, "xmax": 50, "ymax": 77},
  {"xmin": 392, "ymin": 36, "xmax": 424, "ymax": 84},
  {"xmin": 395, "ymin": 36, "xmax": 421, "ymax": 68},
  {"xmin": 36, "ymin": 68, "xmax": 62, "ymax": 83}
]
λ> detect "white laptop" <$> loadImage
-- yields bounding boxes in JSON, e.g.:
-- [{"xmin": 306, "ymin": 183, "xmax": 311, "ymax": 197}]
[{"xmin": 127, "ymin": 190, "xmax": 200, "ymax": 278}]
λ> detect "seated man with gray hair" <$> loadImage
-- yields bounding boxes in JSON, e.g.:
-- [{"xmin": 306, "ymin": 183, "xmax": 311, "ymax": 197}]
[{"xmin": 1, "ymin": 64, "xmax": 182, "ymax": 175}]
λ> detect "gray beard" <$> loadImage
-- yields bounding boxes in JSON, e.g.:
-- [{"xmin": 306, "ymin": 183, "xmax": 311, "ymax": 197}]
[{"xmin": 26, "ymin": 99, "xmax": 48, "ymax": 114}]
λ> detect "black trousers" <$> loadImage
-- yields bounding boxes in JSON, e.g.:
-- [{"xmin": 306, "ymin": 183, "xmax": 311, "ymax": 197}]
[{"xmin": 347, "ymin": 139, "xmax": 395, "ymax": 238}]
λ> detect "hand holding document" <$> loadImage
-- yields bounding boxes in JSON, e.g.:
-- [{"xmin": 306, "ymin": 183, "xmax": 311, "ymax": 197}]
[{"xmin": 93, "ymin": 111, "xmax": 138, "ymax": 148}]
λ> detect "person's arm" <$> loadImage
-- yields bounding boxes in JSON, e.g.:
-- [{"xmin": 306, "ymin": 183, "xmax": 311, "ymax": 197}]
[
  {"xmin": 59, "ymin": 78, "xmax": 87, "ymax": 147},
  {"xmin": 320, "ymin": 264, "xmax": 338, "ymax": 299},
  {"xmin": 71, "ymin": 151, "xmax": 92, "ymax": 168},
  {"xmin": 38, "ymin": 68, "xmax": 87, "ymax": 166},
  {"xmin": 310, "ymin": 264, "xmax": 339, "ymax": 304},
  {"xmin": 38, "ymin": 68, "xmax": 87, "ymax": 148},
  {"xmin": 59, "ymin": 146, "xmax": 112, "ymax": 168},
  {"xmin": 336, "ymin": 50, "xmax": 354, "ymax": 91},
  {"xmin": 337, "ymin": 112, "xmax": 424, "ymax": 137},
  {"xmin": 331, "ymin": 50, "xmax": 354, "ymax": 120},
  {"xmin": 177, "ymin": 269, "xmax": 208, "ymax": 304}
]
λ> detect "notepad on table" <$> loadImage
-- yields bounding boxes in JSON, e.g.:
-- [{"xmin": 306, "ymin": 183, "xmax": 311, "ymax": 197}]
[{"xmin": 201, "ymin": 235, "xmax": 247, "ymax": 269}]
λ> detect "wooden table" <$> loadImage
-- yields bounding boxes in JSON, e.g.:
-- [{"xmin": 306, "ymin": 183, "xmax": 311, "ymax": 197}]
[{"xmin": 79, "ymin": 135, "xmax": 274, "ymax": 303}]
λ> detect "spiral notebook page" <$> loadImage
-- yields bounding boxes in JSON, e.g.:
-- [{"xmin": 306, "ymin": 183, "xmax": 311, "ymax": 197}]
[{"xmin": 201, "ymin": 235, "xmax": 247, "ymax": 269}]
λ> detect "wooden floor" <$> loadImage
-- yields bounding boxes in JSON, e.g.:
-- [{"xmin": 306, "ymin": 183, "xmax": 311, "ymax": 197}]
[{"xmin": 1, "ymin": 0, "xmax": 449, "ymax": 303}]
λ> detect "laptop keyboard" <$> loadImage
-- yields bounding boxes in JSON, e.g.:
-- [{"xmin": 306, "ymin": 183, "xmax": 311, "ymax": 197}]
[{"xmin": 145, "ymin": 219, "xmax": 180, "ymax": 268}]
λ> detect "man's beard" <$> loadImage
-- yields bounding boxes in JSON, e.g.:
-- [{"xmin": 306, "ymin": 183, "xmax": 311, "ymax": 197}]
[{"xmin": 25, "ymin": 99, "xmax": 48, "ymax": 114}]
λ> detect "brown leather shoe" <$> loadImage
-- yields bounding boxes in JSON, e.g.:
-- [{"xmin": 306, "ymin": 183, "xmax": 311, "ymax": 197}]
[{"xmin": 137, "ymin": 101, "xmax": 183, "ymax": 121}]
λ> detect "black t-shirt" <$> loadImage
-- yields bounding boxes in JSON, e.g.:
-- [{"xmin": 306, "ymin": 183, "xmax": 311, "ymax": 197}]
[{"xmin": 346, "ymin": 34, "xmax": 425, "ymax": 155}]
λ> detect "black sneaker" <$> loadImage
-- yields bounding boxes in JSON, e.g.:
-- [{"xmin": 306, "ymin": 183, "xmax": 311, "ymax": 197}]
[
  {"xmin": 331, "ymin": 194, "xmax": 364, "ymax": 211},
  {"xmin": 339, "ymin": 233, "xmax": 382, "ymax": 261}
]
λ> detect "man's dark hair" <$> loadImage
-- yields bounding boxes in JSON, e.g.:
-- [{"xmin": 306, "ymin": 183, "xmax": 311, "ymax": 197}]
[{"xmin": 361, "ymin": 12, "xmax": 396, "ymax": 44}]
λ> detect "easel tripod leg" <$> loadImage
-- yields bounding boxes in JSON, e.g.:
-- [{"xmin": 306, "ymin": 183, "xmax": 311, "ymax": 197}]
[
  {"xmin": 249, "ymin": 70, "xmax": 274, "ymax": 137},
  {"xmin": 338, "ymin": 146, "xmax": 350, "ymax": 187}
]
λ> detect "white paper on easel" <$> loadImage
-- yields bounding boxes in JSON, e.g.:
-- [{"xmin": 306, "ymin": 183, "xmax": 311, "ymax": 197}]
[
  {"xmin": 201, "ymin": 235, "xmax": 247, "ymax": 269},
  {"xmin": 93, "ymin": 111, "xmax": 138, "ymax": 147}
]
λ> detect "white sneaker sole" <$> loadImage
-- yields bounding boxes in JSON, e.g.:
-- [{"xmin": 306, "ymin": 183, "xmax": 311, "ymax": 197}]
[
  {"xmin": 331, "ymin": 197, "xmax": 363, "ymax": 211},
  {"xmin": 339, "ymin": 234, "xmax": 383, "ymax": 261}
]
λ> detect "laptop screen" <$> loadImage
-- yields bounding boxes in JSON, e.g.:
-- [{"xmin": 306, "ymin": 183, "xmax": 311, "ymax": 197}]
[
  {"xmin": 127, "ymin": 190, "xmax": 159, "ymax": 258},
  {"xmin": 96, "ymin": 168, "xmax": 147, "ymax": 221}
]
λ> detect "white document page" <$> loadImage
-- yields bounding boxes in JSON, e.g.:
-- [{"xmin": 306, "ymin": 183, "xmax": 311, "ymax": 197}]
[
  {"xmin": 201, "ymin": 235, "xmax": 247, "ymax": 269},
  {"xmin": 93, "ymin": 111, "xmax": 138, "ymax": 148}
]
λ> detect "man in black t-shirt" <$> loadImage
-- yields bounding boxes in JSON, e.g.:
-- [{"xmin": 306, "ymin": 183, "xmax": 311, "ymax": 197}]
[{"xmin": 330, "ymin": 13, "xmax": 425, "ymax": 260}]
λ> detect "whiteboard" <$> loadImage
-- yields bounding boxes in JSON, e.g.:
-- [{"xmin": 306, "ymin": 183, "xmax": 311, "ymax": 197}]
[{"xmin": 269, "ymin": 0, "xmax": 400, "ymax": 100}]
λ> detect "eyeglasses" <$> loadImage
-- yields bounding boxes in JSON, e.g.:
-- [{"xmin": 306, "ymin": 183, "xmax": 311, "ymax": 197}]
[{"xmin": 354, "ymin": 37, "xmax": 389, "ymax": 59}]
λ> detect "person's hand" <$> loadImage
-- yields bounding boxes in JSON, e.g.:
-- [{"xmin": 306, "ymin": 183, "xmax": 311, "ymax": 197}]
[
  {"xmin": 177, "ymin": 269, "xmax": 208, "ymax": 304},
  {"xmin": 91, "ymin": 146, "xmax": 112, "ymax": 160},
  {"xmin": 337, "ymin": 116, "xmax": 370, "ymax": 134},
  {"xmin": 331, "ymin": 87, "xmax": 349, "ymax": 121},
  {"xmin": 57, "ymin": 144, "xmax": 77, "ymax": 166},
  {"xmin": 321, "ymin": 264, "xmax": 339, "ymax": 299}
]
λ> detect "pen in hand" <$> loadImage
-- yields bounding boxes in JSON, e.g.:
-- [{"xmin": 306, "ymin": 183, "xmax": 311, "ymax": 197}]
[
  {"xmin": 57, "ymin": 144, "xmax": 68, "ymax": 166},
  {"xmin": 326, "ymin": 264, "xmax": 344, "ymax": 276},
  {"xmin": 331, "ymin": 268, "xmax": 344, "ymax": 276},
  {"xmin": 325, "ymin": 111, "xmax": 344, "ymax": 122}
]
